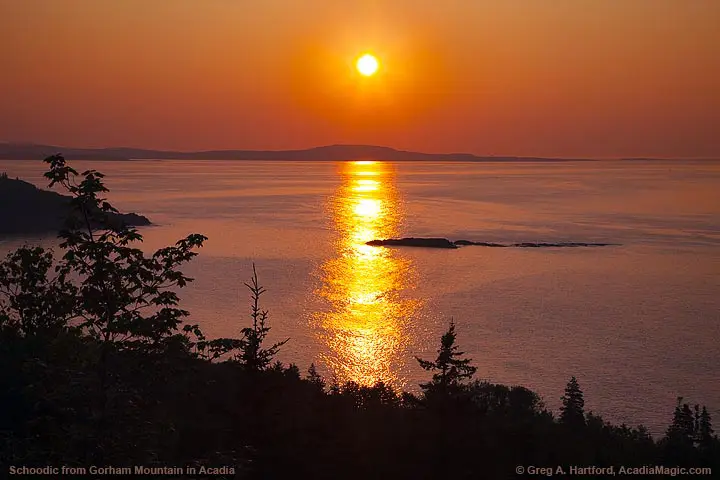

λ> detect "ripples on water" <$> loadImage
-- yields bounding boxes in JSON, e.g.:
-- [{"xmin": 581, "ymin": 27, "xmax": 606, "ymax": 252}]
[{"xmin": 313, "ymin": 161, "xmax": 421, "ymax": 388}]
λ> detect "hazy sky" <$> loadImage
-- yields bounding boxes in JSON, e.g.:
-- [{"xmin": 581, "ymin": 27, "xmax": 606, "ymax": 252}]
[{"xmin": 1, "ymin": 0, "xmax": 718, "ymax": 157}]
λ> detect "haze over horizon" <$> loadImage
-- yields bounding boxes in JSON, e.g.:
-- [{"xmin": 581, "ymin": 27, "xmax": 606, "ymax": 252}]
[{"xmin": 1, "ymin": 0, "xmax": 719, "ymax": 158}]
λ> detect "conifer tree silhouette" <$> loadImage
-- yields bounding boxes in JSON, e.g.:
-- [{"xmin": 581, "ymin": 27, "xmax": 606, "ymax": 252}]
[
  {"xmin": 416, "ymin": 320, "xmax": 477, "ymax": 400},
  {"xmin": 560, "ymin": 376, "xmax": 586, "ymax": 427}
]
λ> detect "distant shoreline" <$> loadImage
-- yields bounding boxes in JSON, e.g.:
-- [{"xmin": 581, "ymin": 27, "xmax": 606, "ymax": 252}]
[
  {"xmin": 2, "ymin": 158, "xmax": 712, "ymax": 163},
  {"xmin": 1, "ymin": 143, "xmax": 714, "ymax": 162}
]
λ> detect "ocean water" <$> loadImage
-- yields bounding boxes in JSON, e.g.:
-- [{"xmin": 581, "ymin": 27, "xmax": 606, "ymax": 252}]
[{"xmin": 1, "ymin": 158, "xmax": 719, "ymax": 434}]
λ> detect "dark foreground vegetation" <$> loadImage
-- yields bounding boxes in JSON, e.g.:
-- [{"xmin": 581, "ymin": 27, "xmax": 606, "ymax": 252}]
[{"xmin": 1, "ymin": 156, "xmax": 718, "ymax": 479}]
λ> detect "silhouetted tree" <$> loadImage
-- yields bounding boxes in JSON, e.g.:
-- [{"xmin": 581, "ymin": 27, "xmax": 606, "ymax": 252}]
[
  {"xmin": 468, "ymin": 381, "xmax": 545, "ymax": 417},
  {"xmin": 682, "ymin": 404, "xmax": 696, "ymax": 439},
  {"xmin": 416, "ymin": 320, "xmax": 477, "ymax": 400},
  {"xmin": 269, "ymin": 361, "xmax": 300, "ymax": 378},
  {"xmin": 560, "ymin": 376, "xmax": 586, "ymax": 427},
  {"xmin": 665, "ymin": 397, "xmax": 698, "ymax": 446},
  {"xmin": 661, "ymin": 397, "xmax": 711, "ymax": 466},
  {"xmin": 0, "ymin": 246, "xmax": 77, "ymax": 336},
  {"xmin": 698, "ymin": 406, "xmax": 714, "ymax": 447},
  {"xmin": 38, "ymin": 154, "xmax": 207, "ymax": 353},
  {"xmin": 181, "ymin": 322, "xmax": 243, "ymax": 361},
  {"xmin": 0, "ymin": 154, "xmax": 211, "ymax": 464},
  {"xmin": 332, "ymin": 381, "xmax": 400, "ymax": 410},
  {"xmin": 234, "ymin": 264, "xmax": 288, "ymax": 371},
  {"xmin": 307, "ymin": 363, "xmax": 325, "ymax": 391}
]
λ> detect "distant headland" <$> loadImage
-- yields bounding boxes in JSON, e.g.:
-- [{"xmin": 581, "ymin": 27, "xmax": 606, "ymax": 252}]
[
  {"xmin": 0, "ymin": 143, "xmax": 604, "ymax": 162},
  {"xmin": 0, "ymin": 174, "xmax": 150, "ymax": 235}
]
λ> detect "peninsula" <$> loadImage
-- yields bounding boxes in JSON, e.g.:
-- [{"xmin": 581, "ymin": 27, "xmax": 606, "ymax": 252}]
[{"xmin": 0, "ymin": 174, "xmax": 150, "ymax": 235}]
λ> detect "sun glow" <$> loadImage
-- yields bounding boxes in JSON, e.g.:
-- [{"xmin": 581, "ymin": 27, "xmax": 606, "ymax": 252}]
[
  {"xmin": 313, "ymin": 161, "xmax": 421, "ymax": 388},
  {"xmin": 356, "ymin": 53, "xmax": 379, "ymax": 76}
]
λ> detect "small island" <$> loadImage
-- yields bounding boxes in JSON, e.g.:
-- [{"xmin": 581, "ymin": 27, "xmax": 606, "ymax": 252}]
[
  {"xmin": 367, "ymin": 237, "xmax": 616, "ymax": 249},
  {"xmin": 0, "ymin": 173, "xmax": 151, "ymax": 235}
]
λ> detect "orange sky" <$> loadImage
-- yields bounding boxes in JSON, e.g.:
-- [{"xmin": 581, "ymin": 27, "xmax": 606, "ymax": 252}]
[{"xmin": 1, "ymin": 0, "xmax": 718, "ymax": 158}]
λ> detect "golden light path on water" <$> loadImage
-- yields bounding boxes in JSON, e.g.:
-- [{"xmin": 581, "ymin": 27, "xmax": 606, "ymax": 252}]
[{"xmin": 313, "ymin": 161, "xmax": 421, "ymax": 388}]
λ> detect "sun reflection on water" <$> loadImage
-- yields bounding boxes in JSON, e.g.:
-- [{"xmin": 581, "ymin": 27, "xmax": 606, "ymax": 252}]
[{"xmin": 313, "ymin": 161, "xmax": 420, "ymax": 388}]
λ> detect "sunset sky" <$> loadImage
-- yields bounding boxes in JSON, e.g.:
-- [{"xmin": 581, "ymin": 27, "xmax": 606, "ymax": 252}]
[{"xmin": 1, "ymin": 0, "xmax": 718, "ymax": 158}]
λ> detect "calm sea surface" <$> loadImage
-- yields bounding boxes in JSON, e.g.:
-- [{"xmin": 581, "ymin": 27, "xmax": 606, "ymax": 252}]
[{"xmin": 1, "ymin": 159, "xmax": 719, "ymax": 434}]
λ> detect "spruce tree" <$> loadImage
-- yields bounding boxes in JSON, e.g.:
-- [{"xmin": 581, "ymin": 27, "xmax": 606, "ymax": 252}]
[
  {"xmin": 666, "ymin": 397, "xmax": 696, "ymax": 445},
  {"xmin": 698, "ymin": 406, "xmax": 714, "ymax": 447},
  {"xmin": 560, "ymin": 376, "xmax": 586, "ymax": 427},
  {"xmin": 307, "ymin": 363, "xmax": 325, "ymax": 390},
  {"xmin": 235, "ymin": 264, "xmax": 288, "ymax": 371},
  {"xmin": 681, "ymin": 404, "xmax": 696, "ymax": 439},
  {"xmin": 416, "ymin": 320, "xmax": 477, "ymax": 399}
]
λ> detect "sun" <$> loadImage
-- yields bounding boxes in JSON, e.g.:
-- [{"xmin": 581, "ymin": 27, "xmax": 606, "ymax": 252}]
[{"xmin": 356, "ymin": 54, "xmax": 379, "ymax": 77}]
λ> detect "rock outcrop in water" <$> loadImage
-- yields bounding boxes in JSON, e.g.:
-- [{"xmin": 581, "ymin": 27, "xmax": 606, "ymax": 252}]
[
  {"xmin": 367, "ymin": 237, "xmax": 615, "ymax": 249},
  {"xmin": 366, "ymin": 238, "xmax": 459, "ymax": 249},
  {"xmin": 453, "ymin": 240, "xmax": 507, "ymax": 247},
  {"xmin": 0, "ymin": 174, "xmax": 151, "ymax": 235},
  {"xmin": 510, "ymin": 242, "xmax": 613, "ymax": 248}
]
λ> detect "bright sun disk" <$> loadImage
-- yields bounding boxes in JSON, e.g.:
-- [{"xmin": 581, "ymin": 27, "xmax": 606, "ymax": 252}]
[{"xmin": 356, "ymin": 54, "xmax": 379, "ymax": 76}]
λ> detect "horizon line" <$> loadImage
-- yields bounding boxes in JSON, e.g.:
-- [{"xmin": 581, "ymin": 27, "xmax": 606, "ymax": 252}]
[{"xmin": 0, "ymin": 141, "xmax": 717, "ymax": 161}]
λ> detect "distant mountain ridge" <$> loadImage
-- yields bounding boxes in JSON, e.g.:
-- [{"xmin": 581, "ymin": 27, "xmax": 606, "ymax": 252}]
[{"xmin": 0, "ymin": 143, "xmax": 597, "ymax": 162}]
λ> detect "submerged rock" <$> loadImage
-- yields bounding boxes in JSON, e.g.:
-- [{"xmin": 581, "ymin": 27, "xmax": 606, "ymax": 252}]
[
  {"xmin": 510, "ymin": 242, "xmax": 613, "ymax": 248},
  {"xmin": 367, "ymin": 237, "xmax": 616, "ymax": 249},
  {"xmin": 0, "ymin": 175, "xmax": 151, "ymax": 235},
  {"xmin": 454, "ymin": 240, "xmax": 507, "ymax": 247}
]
